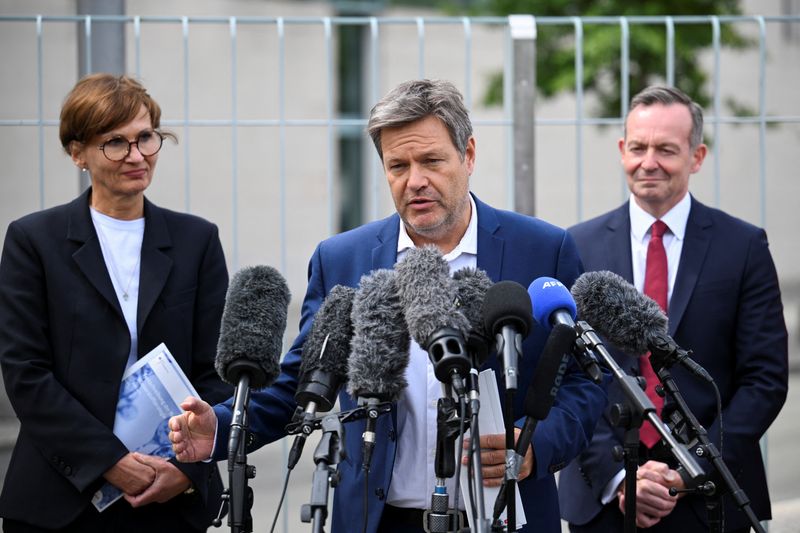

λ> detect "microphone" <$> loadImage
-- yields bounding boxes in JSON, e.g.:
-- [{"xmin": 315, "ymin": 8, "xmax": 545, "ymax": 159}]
[
  {"xmin": 493, "ymin": 320, "xmax": 576, "ymax": 520},
  {"xmin": 288, "ymin": 284, "xmax": 355, "ymax": 469},
  {"xmin": 395, "ymin": 246, "xmax": 472, "ymax": 396},
  {"xmin": 482, "ymin": 280, "xmax": 533, "ymax": 391},
  {"xmin": 453, "ymin": 266, "xmax": 494, "ymax": 367},
  {"xmin": 528, "ymin": 277, "xmax": 603, "ymax": 383},
  {"xmin": 347, "ymin": 268, "xmax": 410, "ymax": 471},
  {"xmin": 215, "ymin": 265, "xmax": 290, "ymax": 464},
  {"xmin": 571, "ymin": 271, "xmax": 713, "ymax": 383}
]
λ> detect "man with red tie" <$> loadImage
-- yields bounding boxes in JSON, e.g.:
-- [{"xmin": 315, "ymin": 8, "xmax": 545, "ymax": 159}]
[{"xmin": 558, "ymin": 85, "xmax": 788, "ymax": 532}]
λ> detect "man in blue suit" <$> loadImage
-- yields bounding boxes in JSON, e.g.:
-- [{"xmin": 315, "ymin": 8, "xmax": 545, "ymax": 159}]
[
  {"xmin": 558, "ymin": 85, "xmax": 788, "ymax": 532},
  {"xmin": 169, "ymin": 79, "xmax": 607, "ymax": 533}
]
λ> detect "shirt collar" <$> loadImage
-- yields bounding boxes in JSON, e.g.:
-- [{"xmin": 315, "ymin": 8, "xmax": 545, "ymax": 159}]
[
  {"xmin": 397, "ymin": 194, "xmax": 478, "ymax": 261},
  {"xmin": 629, "ymin": 192, "xmax": 691, "ymax": 242}
]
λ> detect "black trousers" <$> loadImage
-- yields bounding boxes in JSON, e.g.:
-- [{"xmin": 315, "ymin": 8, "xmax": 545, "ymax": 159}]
[
  {"xmin": 377, "ymin": 504, "xmax": 468, "ymax": 533},
  {"xmin": 3, "ymin": 499, "xmax": 204, "ymax": 533},
  {"xmin": 568, "ymin": 500, "xmax": 753, "ymax": 533}
]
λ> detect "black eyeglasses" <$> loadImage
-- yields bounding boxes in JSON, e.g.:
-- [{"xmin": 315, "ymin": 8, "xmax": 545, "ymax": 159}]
[{"xmin": 97, "ymin": 131, "xmax": 164, "ymax": 162}]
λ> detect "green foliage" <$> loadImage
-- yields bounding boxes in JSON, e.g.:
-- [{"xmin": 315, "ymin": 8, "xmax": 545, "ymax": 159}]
[{"xmin": 446, "ymin": 0, "xmax": 752, "ymax": 116}]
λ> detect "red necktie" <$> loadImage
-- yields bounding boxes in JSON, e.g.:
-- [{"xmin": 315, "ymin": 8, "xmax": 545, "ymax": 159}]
[{"xmin": 640, "ymin": 219, "xmax": 668, "ymax": 448}]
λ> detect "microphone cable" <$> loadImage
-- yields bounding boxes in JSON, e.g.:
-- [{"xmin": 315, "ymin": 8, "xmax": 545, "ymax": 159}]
[{"xmin": 268, "ymin": 466, "xmax": 293, "ymax": 533}]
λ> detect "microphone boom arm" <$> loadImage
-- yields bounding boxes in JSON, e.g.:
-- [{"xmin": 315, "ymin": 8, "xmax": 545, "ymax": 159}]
[
  {"xmin": 656, "ymin": 365, "xmax": 765, "ymax": 533},
  {"xmin": 574, "ymin": 322, "xmax": 706, "ymax": 481}
]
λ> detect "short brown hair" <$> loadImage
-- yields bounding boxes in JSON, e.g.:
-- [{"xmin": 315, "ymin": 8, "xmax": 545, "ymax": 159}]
[
  {"xmin": 59, "ymin": 73, "xmax": 169, "ymax": 154},
  {"xmin": 626, "ymin": 85, "xmax": 704, "ymax": 149}
]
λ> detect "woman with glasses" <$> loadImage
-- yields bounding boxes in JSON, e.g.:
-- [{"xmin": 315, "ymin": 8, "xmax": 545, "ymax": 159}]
[{"xmin": 0, "ymin": 74, "xmax": 232, "ymax": 532}]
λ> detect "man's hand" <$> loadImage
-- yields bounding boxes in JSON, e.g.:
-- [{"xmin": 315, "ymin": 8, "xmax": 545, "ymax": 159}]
[
  {"xmin": 168, "ymin": 396, "xmax": 217, "ymax": 462},
  {"xmin": 617, "ymin": 460, "xmax": 683, "ymax": 528},
  {"xmin": 102, "ymin": 452, "xmax": 156, "ymax": 495},
  {"xmin": 123, "ymin": 453, "xmax": 192, "ymax": 507},
  {"xmin": 463, "ymin": 428, "xmax": 534, "ymax": 487}
]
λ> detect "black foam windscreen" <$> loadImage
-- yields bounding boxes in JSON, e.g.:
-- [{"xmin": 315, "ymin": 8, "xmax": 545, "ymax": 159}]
[
  {"xmin": 346, "ymin": 269, "xmax": 410, "ymax": 402},
  {"xmin": 453, "ymin": 266, "xmax": 493, "ymax": 364},
  {"xmin": 453, "ymin": 266, "xmax": 493, "ymax": 339},
  {"xmin": 295, "ymin": 284, "xmax": 356, "ymax": 412},
  {"xmin": 394, "ymin": 246, "xmax": 470, "ymax": 349},
  {"xmin": 215, "ymin": 265, "xmax": 290, "ymax": 389},
  {"xmin": 482, "ymin": 280, "xmax": 534, "ymax": 338},
  {"xmin": 571, "ymin": 270, "xmax": 668, "ymax": 356}
]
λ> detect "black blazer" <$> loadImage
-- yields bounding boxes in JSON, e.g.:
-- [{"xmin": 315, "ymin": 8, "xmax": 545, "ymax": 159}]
[
  {"xmin": 0, "ymin": 188, "xmax": 232, "ymax": 529},
  {"xmin": 558, "ymin": 196, "xmax": 788, "ymax": 531}
]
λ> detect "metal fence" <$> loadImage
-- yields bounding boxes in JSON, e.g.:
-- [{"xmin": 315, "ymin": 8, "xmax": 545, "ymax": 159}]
[
  {"xmin": 0, "ymin": 9, "xmax": 799, "ymax": 532},
  {"xmin": 2, "ymin": 13, "xmax": 799, "ymax": 272}
]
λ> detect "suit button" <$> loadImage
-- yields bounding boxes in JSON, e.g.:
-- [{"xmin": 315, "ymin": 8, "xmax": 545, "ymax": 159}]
[
  {"xmin": 388, "ymin": 430, "xmax": 396, "ymax": 441},
  {"xmin": 64, "ymin": 465, "xmax": 72, "ymax": 476},
  {"xmin": 374, "ymin": 488, "xmax": 385, "ymax": 501}
]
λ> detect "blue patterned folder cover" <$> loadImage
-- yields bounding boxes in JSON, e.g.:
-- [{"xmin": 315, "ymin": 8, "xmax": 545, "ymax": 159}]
[{"xmin": 91, "ymin": 343, "xmax": 199, "ymax": 512}]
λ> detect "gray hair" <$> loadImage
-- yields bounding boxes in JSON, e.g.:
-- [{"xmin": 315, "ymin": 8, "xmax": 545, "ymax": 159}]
[
  {"xmin": 367, "ymin": 79, "xmax": 473, "ymax": 160},
  {"xmin": 626, "ymin": 85, "xmax": 704, "ymax": 149}
]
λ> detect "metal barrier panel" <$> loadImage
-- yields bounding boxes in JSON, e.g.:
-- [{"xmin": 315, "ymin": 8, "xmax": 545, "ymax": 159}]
[{"xmin": 0, "ymin": 9, "xmax": 799, "ymax": 532}]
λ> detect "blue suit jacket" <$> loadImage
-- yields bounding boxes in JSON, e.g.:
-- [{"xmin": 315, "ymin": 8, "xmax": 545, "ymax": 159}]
[
  {"xmin": 214, "ymin": 195, "xmax": 607, "ymax": 533},
  {"xmin": 558, "ymin": 196, "xmax": 788, "ymax": 531}
]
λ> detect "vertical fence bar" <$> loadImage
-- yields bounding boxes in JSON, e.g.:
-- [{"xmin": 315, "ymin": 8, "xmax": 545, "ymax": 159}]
[
  {"xmin": 325, "ymin": 18, "xmax": 335, "ymax": 236},
  {"xmin": 757, "ymin": 15, "xmax": 767, "ymax": 229},
  {"xmin": 84, "ymin": 16, "xmax": 92, "ymax": 74},
  {"xmin": 182, "ymin": 17, "xmax": 191, "ymax": 213},
  {"xmin": 503, "ymin": 23, "xmax": 514, "ymax": 210},
  {"xmin": 369, "ymin": 17, "xmax": 380, "ymax": 221},
  {"xmin": 711, "ymin": 16, "xmax": 721, "ymax": 207},
  {"xmin": 462, "ymin": 17, "xmax": 472, "ymax": 109},
  {"xmin": 277, "ymin": 21, "xmax": 289, "ymax": 515},
  {"xmin": 573, "ymin": 17, "xmax": 584, "ymax": 222},
  {"xmin": 756, "ymin": 20, "xmax": 770, "ymax": 521},
  {"xmin": 278, "ymin": 17, "xmax": 287, "ymax": 273},
  {"xmin": 36, "ymin": 16, "xmax": 44, "ymax": 209},
  {"xmin": 230, "ymin": 17, "xmax": 239, "ymax": 269},
  {"xmin": 666, "ymin": 16, "xmax": 675, "ymax": 87},
  {"xmin": 133, "ymin": 16, "xmax": 141, "ymax": 78},
  {"xmin": 417, "ymin": 17, "xmax": 425, "ymax": 78},
  {"xmin": 79, "ymin": 15, "xmax": 93, "ymax": 192},
  {"xmin": 509, "ymin": 15, "xmax": 536, "ymax": 217},
  {"xmin": 620, "ymin": 17, "xmax": 630, "ymax": 201}
]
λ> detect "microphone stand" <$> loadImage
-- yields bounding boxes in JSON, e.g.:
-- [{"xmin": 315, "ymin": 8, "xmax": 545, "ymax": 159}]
[
  {"xmin": 653, "ymin": 366, "xmax": 765, "ymax": 533},
  {"xmin": 426, "ymin": 393, "xmax": 464, "ymax": 533},
  {"xmin": 227, "ymin": 364, "xmax": 261, "ymax": 533},
  {"xmin": 466, "ymin": 368, "xmax": 490, "ymax": 533},
  {"xmin": 493, "ymin": 329, "xmax": 522, "ymax": 531},
  {"xmin": 300, "ymin": 414, "xmax": 345, "ymax": 533},
  {"xmin": 607, "ymin": 398, "xmax": 646, "ymax": 533},
  {"xmin": 574, "ymin": 322, "xmax": 706, "ymax": 533}
]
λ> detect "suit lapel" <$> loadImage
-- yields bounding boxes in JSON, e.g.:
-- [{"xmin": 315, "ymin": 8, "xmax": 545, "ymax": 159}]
[
  {"xmin": 371, "ymin": 213, "xmax": 401, "ymax": 271},
  {"xmin": 668, "ymin": 198, "xmax": 712, "ymax": 336},
  {"xmin": 475, "ymin": 196, "xmax": 504, "ymax": 281},
  {"xmin": 68, "ymin": 189, "xmax": 124, "ymax": 319},
  {"xmin": 602, "ymin": 205, "xmax": 635, "ymax": 283},
  {"xmin": 137, "ymin": 198, "xmax": 173, "ymax": 337}
]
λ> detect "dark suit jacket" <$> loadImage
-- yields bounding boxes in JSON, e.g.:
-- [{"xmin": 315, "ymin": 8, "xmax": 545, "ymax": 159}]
[
  {"xmin": 212, "ymin": 194, "xmax": 608, "ymax": 533},
  {"xmin": 0, "ymin": 188, "xmax": 233, "ymax": 529},
  {"xmin": 559, "ymin": 196, "xmax": 788, "ymax": 531}
]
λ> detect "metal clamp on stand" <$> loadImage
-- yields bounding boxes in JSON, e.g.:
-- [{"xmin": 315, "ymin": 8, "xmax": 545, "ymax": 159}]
[
  {"xmin": 424, "ymin": 396, "xmax": 467, "ymax": 533},
  {"xmin": 574, "ymin": 321, "xmax": 707, "ymax": 533},
  {"xmin": 654, "ymin": 362, "xmax": 765, "ymax": 533},
  {"xmin": 300, "ymin": 414, "xmax": 345, "ymax": 533}
]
